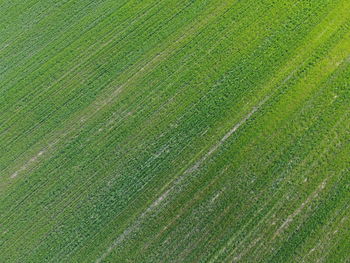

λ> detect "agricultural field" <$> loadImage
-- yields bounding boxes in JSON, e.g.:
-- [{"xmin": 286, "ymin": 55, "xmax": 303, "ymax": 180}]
[{"xmin": 1, "ymin": 0, "xmax": 350, "ymax": 262}]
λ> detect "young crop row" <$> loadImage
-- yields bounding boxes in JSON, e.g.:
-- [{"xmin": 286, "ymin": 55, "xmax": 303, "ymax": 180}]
[{"xmin": 1, "ymin": 0, "xmax": 349, "ymax": 262}]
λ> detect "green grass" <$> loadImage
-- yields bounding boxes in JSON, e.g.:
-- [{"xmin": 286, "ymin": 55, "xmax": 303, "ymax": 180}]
[{"xmin": 1, "ymin": 0, "xmax": 349, "ymax": 262}]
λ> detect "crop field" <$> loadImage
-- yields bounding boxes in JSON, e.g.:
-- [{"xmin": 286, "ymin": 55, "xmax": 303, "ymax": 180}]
[{"xmin": 1, "ymin": 0, "xmax": 350, "ymax": 262}]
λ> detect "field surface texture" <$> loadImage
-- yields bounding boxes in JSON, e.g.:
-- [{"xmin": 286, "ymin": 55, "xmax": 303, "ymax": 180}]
[{"xmin": 1, "ymin": 0, "xmax": 350, "ymax": 262}]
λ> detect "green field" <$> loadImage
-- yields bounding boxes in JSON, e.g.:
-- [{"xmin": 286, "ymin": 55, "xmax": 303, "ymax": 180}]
[{"xmin": 1, "ymin": 0, "xmax": 350, "ymax": 262}]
